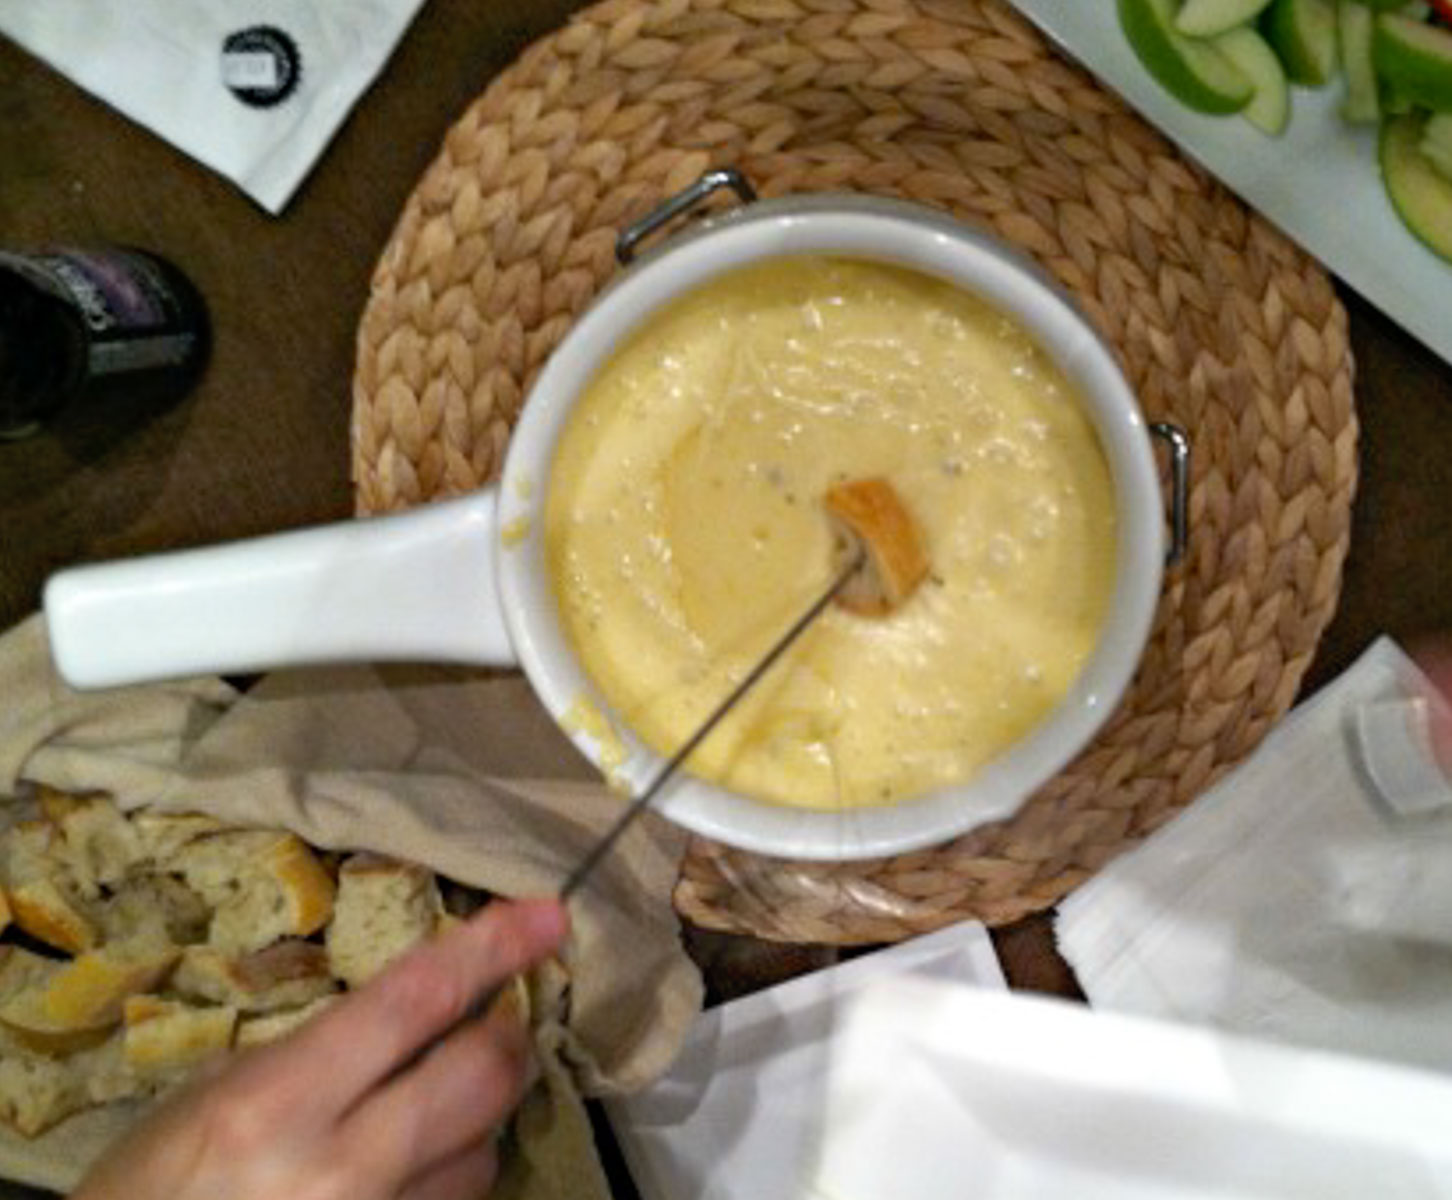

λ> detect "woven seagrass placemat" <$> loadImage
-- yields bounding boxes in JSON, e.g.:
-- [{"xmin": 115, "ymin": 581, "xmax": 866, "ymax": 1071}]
[{"xmin": 352, "ymin": 0, "xmax": 1357, "ymax": 943}]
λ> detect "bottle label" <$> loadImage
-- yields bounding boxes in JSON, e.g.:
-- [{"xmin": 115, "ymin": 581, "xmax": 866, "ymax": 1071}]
[
  {"xmin": 0, "ymin": 249, "xmax": 199, "ymax": 377},
  {"xmin": 40, "ymin": 251, "xmax": 168, "ymax": 334},
  {"xmin": 90, "ymin": 334, "xmax": 198, "ymax": 374}
]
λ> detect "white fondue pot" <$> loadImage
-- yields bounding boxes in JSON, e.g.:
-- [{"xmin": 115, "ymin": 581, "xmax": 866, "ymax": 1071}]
[{"xmin": 45, "ymin": 171, "xmax": 1188, "ymax": 861}]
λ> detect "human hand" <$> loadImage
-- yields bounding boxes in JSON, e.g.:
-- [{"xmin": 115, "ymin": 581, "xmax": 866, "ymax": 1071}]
[{"xmin": 73, "ymin": 898, "xmax": 570, "ymax": 1200}]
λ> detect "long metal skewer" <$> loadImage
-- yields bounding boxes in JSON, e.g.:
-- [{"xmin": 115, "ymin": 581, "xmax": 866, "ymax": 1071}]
[
  {"xmin": 559, "ymin": 553, "xmax": 861, "ymax": 900},
  {"xmin": 395, "ymin": 556, "xmax": 862, "ymax": 1071}
]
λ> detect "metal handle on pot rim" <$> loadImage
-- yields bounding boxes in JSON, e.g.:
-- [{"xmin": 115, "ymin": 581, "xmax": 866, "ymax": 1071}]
[
  {"xmin": 621, "ymin": 171, "xmax": 1192, "ymax": 572},
  {"xmin": 1151, "ymin": 421, "xmax": 1191, "ymax": 567},
  {"xmin": 616, "ymin": 168, "xmax": 758, "ymax": 265}
]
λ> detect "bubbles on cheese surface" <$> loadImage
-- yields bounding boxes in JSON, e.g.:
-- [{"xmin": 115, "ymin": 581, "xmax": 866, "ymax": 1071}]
[{"xmin": 545, "ymin": 257, "xmax": 1117, "ymax": 810}]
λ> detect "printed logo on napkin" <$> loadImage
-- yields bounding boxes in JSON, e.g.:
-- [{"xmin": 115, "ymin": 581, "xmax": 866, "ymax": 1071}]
[{"xmin": 221, "ymin": 26, "xmax": 301, "ymax": 109}]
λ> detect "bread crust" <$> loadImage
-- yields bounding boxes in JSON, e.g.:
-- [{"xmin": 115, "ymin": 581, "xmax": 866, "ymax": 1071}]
[
  {"xmin": 823, "ymin": 477, "xmax": 929, "ymax": 615},
  {"xmin": 326, "ymin": 855, "xmax": 443, "ymax": 989},
  {"xmin": 2, "ymin": 819, "xmax": 99, "ymax": 954},
  {"xmin": 0, "ymin": 942, "xmax": 179, "ymax": 1054},
  {"xmin": 173, "ymin": 942, "xmax": 334, "ymax": 1013},
  {"xmin": 7, "ymin": 881, "xmax": 97, "ymax": 956},
  {"xmin": 122, "ymin": 996, "xmax": 237, "ymax": 1074}
]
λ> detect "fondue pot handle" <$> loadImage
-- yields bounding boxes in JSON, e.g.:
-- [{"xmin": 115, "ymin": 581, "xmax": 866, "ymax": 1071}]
[
  {"xmin": 43, "ymin": 491, "xmax": 516, "ymax": 689},
  {"xmin": 1151, "ymin": 422, "xmax": 1191, "ymax": 566},
  {"xmin": 616, "ymin": 167, "xmax": 757, "ymax": 264}
]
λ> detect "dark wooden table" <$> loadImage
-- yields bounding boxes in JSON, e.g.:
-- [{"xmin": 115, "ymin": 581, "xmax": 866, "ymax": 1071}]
[{"xmin": 4, "ymin": 2, "xmax": 1452, "ymax": 1195}]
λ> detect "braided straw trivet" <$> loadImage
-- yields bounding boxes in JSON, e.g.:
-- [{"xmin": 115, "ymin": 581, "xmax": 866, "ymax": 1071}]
[{"xmin": 352, "ymin": 0, "xmax": 1357, "ymax": 942}]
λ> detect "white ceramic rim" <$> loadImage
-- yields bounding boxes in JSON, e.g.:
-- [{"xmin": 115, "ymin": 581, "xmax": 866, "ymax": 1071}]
[{"xmin": 495, "ymin": 194, "xmax": 1164, "ymax": 861}]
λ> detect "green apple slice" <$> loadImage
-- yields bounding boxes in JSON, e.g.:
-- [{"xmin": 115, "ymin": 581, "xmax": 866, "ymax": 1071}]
[
  {"xmin": 1261, "ymin": 0, "xmax": 1340, "ymax": 85},
  {"xmin": 1176, "ymin": 0, "xmax": 1275, "ymax": 37},
  {"xmin": 1216, "ymin": 27, "xmax": 1293, "ymax": 133},
  {"xmin": 1373, "ymin": 14, "xmax": 1452, "ymax": 112},
  {"xmin": 1421, "ymin": 112, "xmax": 1452, "ymax": 179},
  {"xmin": 1381, "ymin": 113, "xmax": 1452, "ymax": 261},
  {"xmin": 1339, "ymin": 0, "xmax": 1380, "ymax": 122},
  {"xmin": 1119, "ymin": 0, "xmax": 1255, "ymax": 113}
]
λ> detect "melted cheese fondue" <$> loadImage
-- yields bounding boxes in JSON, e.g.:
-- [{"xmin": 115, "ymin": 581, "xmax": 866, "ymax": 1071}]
[{"xmin": 545, "ymin": 258, "xmax": 1117, "ymax": 810}]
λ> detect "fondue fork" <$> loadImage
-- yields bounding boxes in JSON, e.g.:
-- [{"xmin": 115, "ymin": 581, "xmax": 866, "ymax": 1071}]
[
  {"xmin": 421, "ymin": 480, "xmax": 915, "ymax": 1060},
  {"xmin": 398, "ymin": 554, "xmax": 864, "ymax": 1072},
  {"xmin": 559, "ymin": 550, "xmax": 864, "ymax": 899}
]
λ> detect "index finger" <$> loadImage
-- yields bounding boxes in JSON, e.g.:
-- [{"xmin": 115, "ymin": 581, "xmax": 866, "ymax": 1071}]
[{"xmin": 266, "ymin": 898, "xmax": 568, "ymax": 1117}]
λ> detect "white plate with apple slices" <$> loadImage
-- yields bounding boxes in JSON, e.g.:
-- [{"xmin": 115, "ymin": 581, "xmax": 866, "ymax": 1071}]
[{"xmin": 1001, "ymin": 0, "xmax": 1452, "ymax": 370}]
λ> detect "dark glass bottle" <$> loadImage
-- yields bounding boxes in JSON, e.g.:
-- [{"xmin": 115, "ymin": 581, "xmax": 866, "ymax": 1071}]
[{"xmin": 0, "ymin": 247, "xmax": 210, "ymax": 439}]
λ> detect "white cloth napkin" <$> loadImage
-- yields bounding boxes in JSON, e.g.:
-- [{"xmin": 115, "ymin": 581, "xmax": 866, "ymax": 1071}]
[
  {"xmin": 0, "ymin": 0, "xmax": 429, "ymax": 212},
  {"xmin": 1057, "ymin": 637, "xmax": 1452, "ymax": 1074}
]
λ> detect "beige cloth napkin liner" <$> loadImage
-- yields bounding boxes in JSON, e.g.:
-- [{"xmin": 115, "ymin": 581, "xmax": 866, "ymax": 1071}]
[{"xmin": 0, "ymin": 615, "xmax": 703, "ymax": 1194}]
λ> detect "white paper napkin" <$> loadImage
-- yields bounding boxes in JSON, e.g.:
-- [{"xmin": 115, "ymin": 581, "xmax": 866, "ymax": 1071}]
[
  {"xmin": 0, "ymin": 0, "xmax": 429, "ymax": 212},
  {"xmin": 606, "ymin": 921, "xmax": 1006, "ymax": 1200},
  {"xmin": 814, "ymin": 978, "xmax": 1452, "ymax": 1200},
  {"xmin": 1057, "ymin": 637, "xmax": 1452, "ymax": 1074}
]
